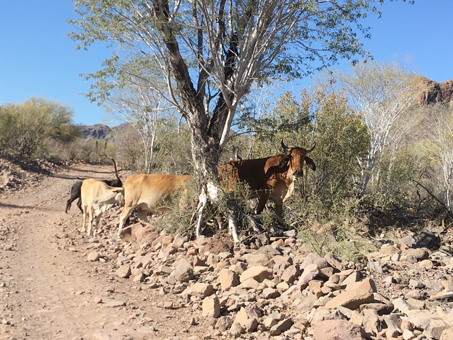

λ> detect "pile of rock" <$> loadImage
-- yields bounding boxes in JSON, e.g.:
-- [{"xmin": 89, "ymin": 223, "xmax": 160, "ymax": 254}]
[
  {"xmin": 0, "ymin": 158, "xmax": 55, "ymax": 195},
  {"xmin": 84, "ymin": 223, "xmax": 453, "ymax": 339}
]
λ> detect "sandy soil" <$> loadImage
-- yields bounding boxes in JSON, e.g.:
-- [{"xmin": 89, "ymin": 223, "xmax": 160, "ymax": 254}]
[{"xmin": 0, "ymin": 163, "xmax": 204, "ymax": 340}]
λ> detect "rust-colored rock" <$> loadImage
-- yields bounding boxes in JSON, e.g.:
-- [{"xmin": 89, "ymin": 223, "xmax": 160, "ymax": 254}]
[{"xmin": 415, "ymin": 77, "xmax": 453, "ymax": 105}]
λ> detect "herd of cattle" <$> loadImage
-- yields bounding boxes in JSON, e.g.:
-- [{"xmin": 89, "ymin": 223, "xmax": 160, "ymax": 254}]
[{"xmin": 65, "ymin": 141, "xmax": 316, "ymax": 241}]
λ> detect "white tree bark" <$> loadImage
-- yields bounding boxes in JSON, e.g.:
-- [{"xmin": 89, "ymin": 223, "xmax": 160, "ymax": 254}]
[
  {"xmin": 429, "ymin": 104, "xmax": 453, "ymax": 212},
  {"xmin": 104, "ymin": 76, "xmax": 175, "ymax": 173},
  {"xmin": 338, "ymin": 61, "xmax": 425, "ymax": 198}
]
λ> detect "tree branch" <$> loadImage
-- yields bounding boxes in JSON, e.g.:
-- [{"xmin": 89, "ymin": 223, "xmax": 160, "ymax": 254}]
[{"xmin": 412, "ymin": 179, "xmax": 453, "ymax": 217}]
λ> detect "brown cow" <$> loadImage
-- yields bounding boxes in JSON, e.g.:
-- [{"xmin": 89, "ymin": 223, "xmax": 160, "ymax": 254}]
[
  {"xmin": 219, "ymin": 141, "xmax": 316, "ymax": 217},
  {"xmin": 117, "ymin": 174, "xmax": 192, "ymax": 237}
]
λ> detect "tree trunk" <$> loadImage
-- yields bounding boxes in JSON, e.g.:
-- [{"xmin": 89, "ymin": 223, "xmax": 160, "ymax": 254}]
[
  {"xmin": 151, "ymin": 0, "xmax": 242, "ymax": 240},
  {"xmin": 189, "ymin": 121, "xmax": 245, "ymax": 242}
]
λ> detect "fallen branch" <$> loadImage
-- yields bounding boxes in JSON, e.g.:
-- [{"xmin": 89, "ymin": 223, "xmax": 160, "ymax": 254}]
[{"xmin": 412, "ymin": 179, "xmax": 453, "ymax": 219}]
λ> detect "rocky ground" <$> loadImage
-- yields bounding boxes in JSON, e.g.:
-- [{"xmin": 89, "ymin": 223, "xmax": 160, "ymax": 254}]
[{"xmin": 1, "ymin": 158, "xmax": 453, "ymax": 340}]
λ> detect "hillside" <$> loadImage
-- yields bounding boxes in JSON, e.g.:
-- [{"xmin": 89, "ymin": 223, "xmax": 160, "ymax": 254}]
[
  {"xmin": 417, "ymin": 77, "xmax": 453, "ymax": 105},
  {"xmin": 1, "ymin": 160, "xmax": 453, "ymax": 339},
  {"xmin": 79, "ymin": 123, "xmax": 130, "ymax": 141}
]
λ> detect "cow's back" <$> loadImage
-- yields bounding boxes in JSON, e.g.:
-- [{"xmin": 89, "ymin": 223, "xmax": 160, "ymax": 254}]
[
  {"xmin": 124, "ymin": 174, "xmax": 192, "ymax": 207},
  {"xmin": 81, "ymin": 178, "xmax": 107, "ymax": 204},
  {"xmin": 81, "ymin": 178, "xmax": 122, "ymax": 205},
  {"xmin": 220, "ymin": 156, "xmax": 285, "ymax": 191}
]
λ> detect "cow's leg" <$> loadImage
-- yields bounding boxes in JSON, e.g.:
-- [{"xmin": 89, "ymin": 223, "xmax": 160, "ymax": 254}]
[
  {"xmin": 65, "ymin": 198, "xmax": 73, "ymax": 214},
  {"xmin": 275, "ymin": 201, "xmax": 283, "ymax": 217},
  {"xmin": 87, "ymin": 207, "xmax": 94, "ymax": 236},
  {"xmin": 93, "ymin": 212, "xmax": 102, "ymax": 237},
  {"xmin": 81, "ymin": 205, "xmax": 87, "ymax": 233},
  {"xmin": 118, "ymin": 206, "xmax": 133, "ymax": 238},
  {"xmin": 76, "ymin": 199, "xmax": 82, "ymax": 213},
  {"xmin": 255, "ymin": 193, "xmax": 270, "ymax": 214}
]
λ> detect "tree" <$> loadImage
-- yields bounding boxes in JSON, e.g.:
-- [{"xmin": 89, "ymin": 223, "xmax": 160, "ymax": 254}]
[
  {"xmin": 309, "ymin": 87, "xmax": 369, "ymax": 206},
  {"xmin": 248, "ymin": 90, "xmax": 311, "ymax": 151},
  {"xmin": 334, "ymin": 61, "xmax": 424, "ymax": 202},
  {"xmin": 70, "ymin": 0, "xmax": 410, "ymax": 238},
  {"xmin": 104, "ymin": 74, "xmax": 176, "ymax": 174},
  {"xmin": 0, "ymin": 98, "xmax": 78, "ymax": 157},
  {"xmin": 421, "ymin": 104, "xmax": 453, "ymax": 216},
  {"xmin": 249, "ymin": 87, "xmax": 369, "ymax": 215}
]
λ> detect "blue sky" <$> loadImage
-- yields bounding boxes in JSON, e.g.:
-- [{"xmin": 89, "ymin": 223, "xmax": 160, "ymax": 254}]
[{"xmin": 0, "ymin": 1, "xmax": 451, "ymax": 126}]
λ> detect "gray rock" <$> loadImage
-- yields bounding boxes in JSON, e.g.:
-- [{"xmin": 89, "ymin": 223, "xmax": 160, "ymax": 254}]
[
  {"xmin": 297, "ymin": 264, "xmax": 320, "ymax": 288},
  {"xmin": 174, "ymin": 258, "xmax": 194, "ymax": 282},
  {"xmin": 255, "ymin": 245, "xmax": 282, "ymax": 257},
  {"xmin": 383, "ymin": 313, "xmax": 401, "ymax": 331},
  {"xmin": 403, "ymin": 248, "xmax": 429, "ymax": 261},
  {"xmin": 281, "ymin": 264, "xmax": 300, "ymax": 285},
  {"xmin": 413, "ymin": 231, "xmax": 441, "ymax": 250},
  {"xmin": 263, "ymin": 313, "xmax": 284, "ymax": 329},
  {"xmin": 115, "ymin": 264, "xmax": 131, "ymax": 278},
  {"xmin": 301, "ymin": 253, "xmax": 329, "ymax": 269},
  {"xmin": 229, "ymin": 322, "xmax": 244, "ymax": 338},
  {"xmin": 240, "ymin": 266, "xmax": 272, "ymax": 283},
  {"xmin": 399, "ymin": 234, "xmax": 416, "ymax": 247},
  {"xmin": 243, "ymin": 253, "xmax": 271, "ymax": 266},
  {"xmin": 392, "ymin": 298, "xmax": 414, "ymax": 314},
  {"xmin": 408, "ymin": 279, "xmax": 425, "ymax": 289},
  {"xmin": 269, "ymin": 318, "xmax": 293, "ymax": 336},
  {"xmin": 262, "ymin": 287, "xmax": 280, "ymax": 299},
  {"xmin": 425, "ymin": 319, "xmax": 449, "ymax": 339},
  {"xmin": 283, "ymin": 229, "xmax": 297, "ymax": 238},
  {"xmin": 185, "ymin": 282, "xmax": 214, "ymax": 298},
  {"xmin": 215, "ymin": 316, "xmax": 233, "ymax": 332}
]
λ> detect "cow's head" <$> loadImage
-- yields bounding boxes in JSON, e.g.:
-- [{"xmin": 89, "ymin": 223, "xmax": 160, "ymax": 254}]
[{"xmin": 279, "ymin": 140, "xmax": 316, "ymax": 178}]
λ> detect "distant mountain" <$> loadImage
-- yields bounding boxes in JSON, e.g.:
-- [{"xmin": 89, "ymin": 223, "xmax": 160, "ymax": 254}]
[
  {"xmin": 80, "ymin": 124, "xmax": 112, "ymax": 140},
  {"xmin": 80, "ymin": 123, "xmax": 131, "ymax": 141}
]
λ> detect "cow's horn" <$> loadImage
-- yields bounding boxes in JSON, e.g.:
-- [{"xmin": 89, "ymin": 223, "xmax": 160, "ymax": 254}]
[
  {"xmin": 281, "ymin": 140, "xmax": 289, "ymax": 152},
  {"xmin": 307, "ymin": 142, "xmax": 316, "ymax": 153}
]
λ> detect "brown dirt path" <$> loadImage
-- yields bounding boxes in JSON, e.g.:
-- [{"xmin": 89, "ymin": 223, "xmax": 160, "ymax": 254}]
[{"xmin": 0, "ymin": 163, "xmax": 203, "ymax": 340}]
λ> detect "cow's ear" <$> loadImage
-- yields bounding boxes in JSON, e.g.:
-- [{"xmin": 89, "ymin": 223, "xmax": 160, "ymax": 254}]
[
  {"xmin": 279, "ymin": 155, "xmax": 291, "ymax": 168},
  {"xmin": 305, "ymin": 156, "xmax": 316, "ymax": 171}
]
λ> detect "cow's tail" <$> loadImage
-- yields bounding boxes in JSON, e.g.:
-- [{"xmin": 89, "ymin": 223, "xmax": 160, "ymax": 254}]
[
  {"xmin": 103, "ymin": 154, "xmax": 122, "ymax": 185},
  {"xmin": 112, "ymin": 157, "xmax": 121, "ymax": 184}
]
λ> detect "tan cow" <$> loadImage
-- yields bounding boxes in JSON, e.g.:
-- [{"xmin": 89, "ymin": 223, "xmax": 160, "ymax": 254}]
[
  {"xmin": 80, "ymin": 178, "xmax": 124, "ymax": 236},
  {"xmin": 117, "ymin": 174, "xmax": 192, "ymax": 237}
]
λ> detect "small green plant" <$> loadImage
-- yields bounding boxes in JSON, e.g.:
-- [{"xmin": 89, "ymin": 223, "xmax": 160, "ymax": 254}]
[
  {"xmin": 260, "ymin": 210, "xmax": 274, "ymax": 231},
  {"xmin": 152, "ymin": 178, "xmax": 196, "ymax": 236}
]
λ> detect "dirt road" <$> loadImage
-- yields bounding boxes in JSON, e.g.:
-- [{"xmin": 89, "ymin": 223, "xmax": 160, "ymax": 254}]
[{"xmin": 0, "ymin": 163, "xmax": 203, "ymax": 340}]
